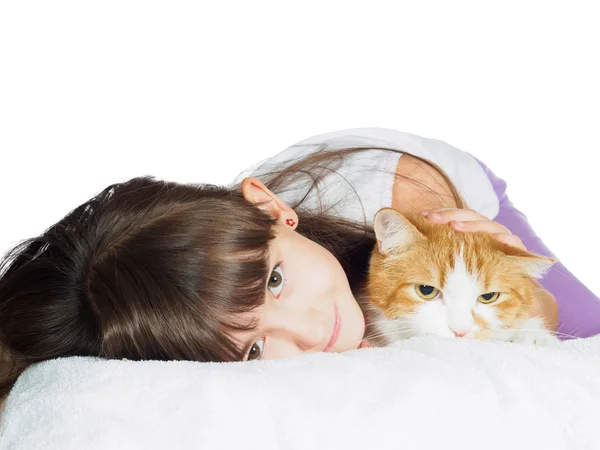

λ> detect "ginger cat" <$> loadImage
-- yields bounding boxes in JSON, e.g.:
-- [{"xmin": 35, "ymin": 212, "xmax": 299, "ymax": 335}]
[{"xmin": 363, "ymin": 208, "xmax": 559, "ymax": 346}]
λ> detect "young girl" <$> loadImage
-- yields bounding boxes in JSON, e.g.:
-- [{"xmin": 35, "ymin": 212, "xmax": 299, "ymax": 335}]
[{"xmin": 1, "ymin": 127, "xmax": 598, "ymax": 399}]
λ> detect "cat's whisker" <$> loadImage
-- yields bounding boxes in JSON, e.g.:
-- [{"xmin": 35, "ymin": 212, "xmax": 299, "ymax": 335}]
[
  {"xmin": 544, "ymin": 265, "xmax": 578, "ymax": 281},
  {"xmin": 507, "ymin": 327, "xmax": 581, "ymax": 341},
  {"xmin": 553, "ymin": 334, "xmax": 580, "ymax": 340},
  {"xmin": 366, "ymin": 320, "xmax": 417, "ymax": 333},
  {"xmin": 366, "ymin": 332, "xmax": 419, "ymax": 343},
  {"xmin": 367, "ymin": 317, "xmax": 412, "ymax": 326},
  {"xmin": 368, "ymin": 323, "xmax": 419, "ymax": 334},
  {"xmin": 365, "ymin": 329, "xmax": 413, "ymax": 340},
  {"xmin": 367, "ymin": 322, "xmax": 416, "ymax": 332},
  {"xmin": 368, "ymin": 331, "xmax": 416, "ymax": 343},
  {"xmin": 502, "ymin": 328, "xmax": 579, "ymax": 339},
  {"xmin": 365, "ymin": 326, "xmax": 419, "ymax": 341}
]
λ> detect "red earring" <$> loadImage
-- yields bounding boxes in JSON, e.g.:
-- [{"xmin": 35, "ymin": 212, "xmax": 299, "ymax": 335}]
[{"xmin": 285, "ymin": 218, "xmax": 296, "ymax": 227}]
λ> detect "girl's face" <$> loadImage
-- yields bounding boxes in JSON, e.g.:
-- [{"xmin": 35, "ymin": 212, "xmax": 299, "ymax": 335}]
[{"xmin": 234, "ymin": 178, "xmax": 366, "ymax": 361}]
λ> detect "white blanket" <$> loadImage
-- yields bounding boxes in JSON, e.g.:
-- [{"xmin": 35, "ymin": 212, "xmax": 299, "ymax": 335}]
[{"xmin": 1, "ymin": 336, "xmax": 600, "ymax": 450}]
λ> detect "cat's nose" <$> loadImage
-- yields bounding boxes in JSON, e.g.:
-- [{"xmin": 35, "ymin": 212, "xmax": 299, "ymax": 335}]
[{"xmin": 450, "ymin": 328, "xmax": 469, "ymax": 338}]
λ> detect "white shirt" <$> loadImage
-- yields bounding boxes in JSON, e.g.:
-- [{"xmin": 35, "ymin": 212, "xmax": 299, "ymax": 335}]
[{"xmin": 231, "ymin": 127, "xmax": 499, "ymax": 225}]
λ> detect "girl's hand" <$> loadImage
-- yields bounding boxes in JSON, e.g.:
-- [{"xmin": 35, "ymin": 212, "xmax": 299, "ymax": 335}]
[{"xmin": 420, "ymin": 207, "xmax": 527, "ymax": 251}]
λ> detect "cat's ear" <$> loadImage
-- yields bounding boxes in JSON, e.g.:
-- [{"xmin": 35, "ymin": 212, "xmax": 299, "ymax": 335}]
[
  {"xmin": 511, "ymin": 253, "xmax": 557, "ymax": 279},
  {"xmin": 373, "ymin": 208, "xmax": 425, "ymax": 255}
]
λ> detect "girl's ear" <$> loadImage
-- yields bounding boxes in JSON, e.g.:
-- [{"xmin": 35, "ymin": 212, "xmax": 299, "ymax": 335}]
[{"xmin": 241, "ymin": 177, "xmax": 298, "ymax": 228}]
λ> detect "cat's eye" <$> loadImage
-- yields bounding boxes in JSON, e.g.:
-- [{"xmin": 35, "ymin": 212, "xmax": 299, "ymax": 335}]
[
  {"xmin": 478, "ymin": 292, "xmax": 500, "ymax": 304},
  {"xmin": 415, "ymin": 284, "xmax": 439, "ymax": 300}
]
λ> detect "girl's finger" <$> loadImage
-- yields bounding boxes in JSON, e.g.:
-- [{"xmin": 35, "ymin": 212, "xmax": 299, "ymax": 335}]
[
  {"xmin": 420, "ymin": 207, "xmax": 460, "ymax": 217},
  {"xmin": 420, "ymin": 207, "xmax": 458, "ymax": 214},
  {"xmin": 450, "ymin": 219, "xmax": 512, "ymax": 236},
  {"xmin": 421, "ymin": 208, "xmax": 485, "ymax": 224},
  {"xmin": 420, "ymin": 207, "xmax": 525, "ymax": 250}
]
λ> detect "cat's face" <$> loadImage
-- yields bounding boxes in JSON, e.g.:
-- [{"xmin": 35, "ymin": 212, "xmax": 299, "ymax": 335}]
[{"xmin": 364, "ymin": 208, "xmax": 555, "ymax": 345}]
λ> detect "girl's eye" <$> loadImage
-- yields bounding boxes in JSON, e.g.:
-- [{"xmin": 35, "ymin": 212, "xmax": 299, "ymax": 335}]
[
  {"xmin": 478, "ymin": 292, "xmax": 500, "ymax": 304},
  {"xmin": 267, "ymin": 264, "xmax": 285, "ymax": 297},
  {"xmin": 415, "ymin": 284, "xmax": 439, "ymax": 300},
  {"xmin": 247, "ymin": 338, "xmax": 264, "ymax": 361}
]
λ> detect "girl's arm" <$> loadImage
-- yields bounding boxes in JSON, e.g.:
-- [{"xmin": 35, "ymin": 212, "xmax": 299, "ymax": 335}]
[{"xmin": 391, "ymin": 154, "xmax": 459, "ymax": 212}]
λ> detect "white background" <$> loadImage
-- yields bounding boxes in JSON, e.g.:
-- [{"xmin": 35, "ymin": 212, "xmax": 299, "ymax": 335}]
[{"xmin": 0, "ymin": 2, "xmax": 598, "ymax": 294}]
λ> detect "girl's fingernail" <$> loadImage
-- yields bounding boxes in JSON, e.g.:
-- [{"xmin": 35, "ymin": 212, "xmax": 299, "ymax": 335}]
[
  {"xmin": 454, "ymin": 221, "xmax": 465, "ymax": 228},
  {"xmin": 430, "ymin": 213, "xmax": 442, "ymax": 221},
  {"xmin": 421, "ymin": 211, "xmax": 430, "ymax": 216}
]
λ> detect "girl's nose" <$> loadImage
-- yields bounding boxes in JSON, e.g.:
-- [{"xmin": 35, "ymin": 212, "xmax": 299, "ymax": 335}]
[{"xmin": 269, "ymin": 308, "xmax": 330, "ymax": 351}]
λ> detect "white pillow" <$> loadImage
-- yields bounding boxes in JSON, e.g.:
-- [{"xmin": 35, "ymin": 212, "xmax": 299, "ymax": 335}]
[{"xmin": 1, "ymin": 336, "xmax": 599, "ymax": 450}]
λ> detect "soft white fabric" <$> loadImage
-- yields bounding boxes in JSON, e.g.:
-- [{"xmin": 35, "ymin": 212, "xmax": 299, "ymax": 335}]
[
  {"xmin": 2, "ymin": 336, "xmax": 599, "ymax": 450},
  {"xmin": 232, "ymin": 127, "xmax": 499, "ymax": 225}
]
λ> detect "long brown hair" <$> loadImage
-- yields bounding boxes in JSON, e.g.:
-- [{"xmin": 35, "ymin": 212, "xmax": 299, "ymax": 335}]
[{"xmin": 0, "ymin": 146, "xmax": 464, "ymax": 399}]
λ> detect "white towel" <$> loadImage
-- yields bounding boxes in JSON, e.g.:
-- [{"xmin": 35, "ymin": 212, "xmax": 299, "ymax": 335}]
[{"xmin": 1, "ymin": 336, "xmax": 600, "ymax": 450}]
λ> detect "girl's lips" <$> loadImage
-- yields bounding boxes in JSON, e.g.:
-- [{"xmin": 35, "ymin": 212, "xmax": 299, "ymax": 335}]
[{"xmin": 324, "ymin": 303, "xmax": 341, "ymax": 351}]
